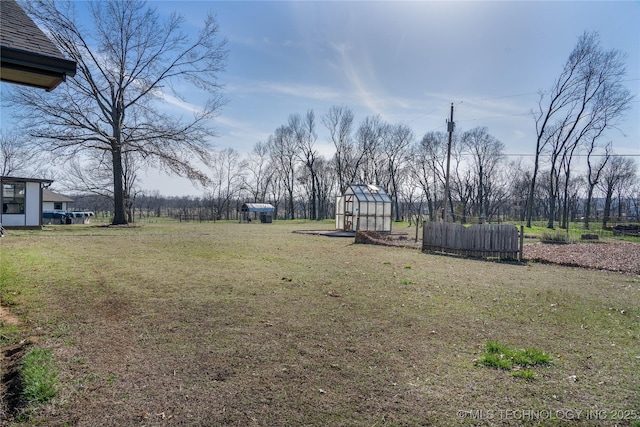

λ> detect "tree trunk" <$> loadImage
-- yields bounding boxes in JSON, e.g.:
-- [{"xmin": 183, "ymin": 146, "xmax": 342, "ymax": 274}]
[
  {"xmin": 112, "ymin": 147, "xmax": 127, "ymax": 225},
  {"xmin": 584, "ymin": 186, "xmax": 594, "ymax": 230},
  {"xmin": 310, "ymin": 170, "xmax": 317, "ymax": 220},
  {"xmin": 546, "ymin": 174, "xmax": 556, "ymax": 229},
  {"xmin": 525, "ymin": 151, "xmax": 540, "ymax": 228},
  {"xmin": 478, "ymin": 165, "xmax": 484, "ymax": 224},
  {"xmin": 602, "ymin": 187, "xmax": 613, "ymax": 229},
  {"xmin": 561, "ymin": 178, "xmax": 570, "ymax": 230}
]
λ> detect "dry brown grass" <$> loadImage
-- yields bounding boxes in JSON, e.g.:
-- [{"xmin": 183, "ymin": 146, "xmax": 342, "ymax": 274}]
[{"xmin": 1, "ymin": 221, "xmax": 639, "ymax": 426}]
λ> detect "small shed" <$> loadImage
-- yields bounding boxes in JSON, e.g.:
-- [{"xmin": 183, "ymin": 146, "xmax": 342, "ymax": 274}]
[
  {"xmin": 241, "ymin": 203, "xmax": 275, "ymax": 223},
  {"xmin": 335, "ymin": 184, "xmax": 392, "ymax": 232},
  {"xmin": 1, "ymin": 176, "xmax": 53, "ymax": 228}
]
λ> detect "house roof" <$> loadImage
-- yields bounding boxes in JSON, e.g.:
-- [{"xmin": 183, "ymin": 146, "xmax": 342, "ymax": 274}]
[
  {"xmin": 0, "ymin": 0, "xmax": 76, "ymax": 91},
  {"xmin": 1, "ymin": 175, "xmax": 53, "ymax": 184},
  {"xmin": 42, "ymin": 188, "xmax": 73, "ymax": 203}
]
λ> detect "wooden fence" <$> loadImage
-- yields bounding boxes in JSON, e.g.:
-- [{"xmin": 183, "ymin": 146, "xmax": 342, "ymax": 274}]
[{"xmin": 422, "ymin": 222, "xmax": 523, "ymax": 261}]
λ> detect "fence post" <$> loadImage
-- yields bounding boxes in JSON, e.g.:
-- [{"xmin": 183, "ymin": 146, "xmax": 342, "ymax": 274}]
[{"xmin": 519, "ymin": 225, "xmax": 524, "ymax": 262}]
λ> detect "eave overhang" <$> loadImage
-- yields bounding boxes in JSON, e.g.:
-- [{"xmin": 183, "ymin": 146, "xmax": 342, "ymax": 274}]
[{"xmin": 1, "ymin": 45, "xmax": 77, "ymax": 91}]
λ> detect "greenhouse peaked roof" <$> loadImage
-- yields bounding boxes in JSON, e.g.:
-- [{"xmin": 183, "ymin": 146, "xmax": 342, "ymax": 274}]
[{"xmin": 348, "ymin": 184, "xmax": 391, "ymax": 203}]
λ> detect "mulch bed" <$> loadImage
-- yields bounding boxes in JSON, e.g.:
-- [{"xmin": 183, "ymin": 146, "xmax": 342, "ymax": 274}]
[{"xmin": 523, "ymin": 241, "xmax": 640, "ymax": 275}]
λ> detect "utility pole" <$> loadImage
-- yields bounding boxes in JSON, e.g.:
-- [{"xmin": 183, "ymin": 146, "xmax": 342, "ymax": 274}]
[{"xmin": 442, "ymin": 103, "xmax": 454, "ymax": 222}]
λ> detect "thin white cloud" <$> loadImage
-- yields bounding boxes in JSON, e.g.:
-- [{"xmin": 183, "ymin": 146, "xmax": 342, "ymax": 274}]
[
  {"xmin": 227, "ymin": 79, "xmax": 342, "ymax": 103},
  {"xmin": 329, "ymin": 42, "xmax": 384, "ymax": 117},
  {"xmin": 157, "ymin": 92, "xmax": 203, "ymax": 116}
]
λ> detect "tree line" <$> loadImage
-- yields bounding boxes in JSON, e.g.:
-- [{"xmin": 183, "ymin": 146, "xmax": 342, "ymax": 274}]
[
  {"xmin": 48, "ymin": 110, "xmax": 637, "ymax": 229},
  {"xmin": 2, "ymin": 2, "xmax": 637, "ymax": 229}
]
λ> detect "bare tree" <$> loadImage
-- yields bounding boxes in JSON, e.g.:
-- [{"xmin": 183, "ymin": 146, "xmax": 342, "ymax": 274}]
[
  {"xmin": 504, "ymin": 159, "xmax": 532, "ymax": 221},
  {"xmin": 526, "ymin": 31, "xmax": 632, "ymax": 228},
  {"xmin": 384, "ymin": 123, "xmax": 413, "ymax": 221},
  {"xmin": 9, "ymin": 0, "xmax": 227, "ymax": 224},
  {"xmin": 59, "ymin": 148, "xmax": 141, "ymax": 221},
  {"xmin": 461, "ymin": 127, "xmax": 504, "ymax": 223},
  {"xmin": 322, "ymin": 105, "xmax": 355, "ymax": 194},
  {"xmin": 598, "ymin": 156, "xmax": 636, "ymax": 228},
  {"xmin": 268, "ymin": 126, "xmax": 298, "ymax": 219},
  {"xmin": 206, "ymin": 148, "xmax": 246, "ymax": 220},
  {"xmin": 355, "ymin": 115, "xmax": 387, "ymax": 186},
  {"xmin": 244, "ymin": 141, "xmax": 273, "ymax": 203},
  {"xmin": 410, "ymin": 131, "xmax": 450, "ymax": 221},
  {"xmin": 314, "ymin": 157, "xmax": 336, "ymax": 220},
  {"xmin": 407, "ymin": 139, "xmax": 434, "ymax": 221},
  {"xmin": 583, "ymin": 143, "xmax": 611, "ymax": 229},
  {"xmin": 483, "ymin": 166, "xmax": 511, "ymax": 222},
  {"xmin": 290, "ymin": 111, "xmax": 321, "ymax": 220},
  {"xmin": 0, "ymin": 132, "xmax": 47, "ymax": 177}
]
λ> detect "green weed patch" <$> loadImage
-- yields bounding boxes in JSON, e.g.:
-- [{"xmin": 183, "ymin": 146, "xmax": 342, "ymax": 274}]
[
  {"xmin": 20, "ymin": 348, "xmax": 58, "ymax": 404},
  {"xmin": 476, "ymin": 341, "xmax": 551, "ymax": 372}
]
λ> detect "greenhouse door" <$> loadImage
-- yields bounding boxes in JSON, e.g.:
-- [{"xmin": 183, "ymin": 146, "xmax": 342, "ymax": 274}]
[{"xmin": 344, "ymin": 194, "xmax": 354, "ymax": 231}]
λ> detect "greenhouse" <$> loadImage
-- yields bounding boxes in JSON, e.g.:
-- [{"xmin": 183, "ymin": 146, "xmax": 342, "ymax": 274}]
[
  {"xmin": 335, "ymin": 184, "xmax": 392, "ymax": 232},
  {"xmin": 240, "ymin": 203, "xmax": 275, "ymax": 223}
]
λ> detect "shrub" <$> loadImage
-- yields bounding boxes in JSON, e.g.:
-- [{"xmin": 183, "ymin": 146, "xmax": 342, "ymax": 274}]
[{"xmin": 540, "ymin": 231, "xmax": 569, "ymax": 244}]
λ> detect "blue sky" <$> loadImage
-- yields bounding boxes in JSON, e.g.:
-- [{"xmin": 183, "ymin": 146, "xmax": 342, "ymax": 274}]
[
  {"xmin": 3, "ymin": 1, "xmax": 639, "ymax": 196},
  {"xmin": 148, "ymin": 0, "xmax": 640, "ymax": 196}
]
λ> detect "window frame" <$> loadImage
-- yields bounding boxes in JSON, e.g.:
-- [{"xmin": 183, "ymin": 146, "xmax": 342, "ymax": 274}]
[{"xmin": 2, "ymin": 181, "xmax": 26, "ymax": 214}]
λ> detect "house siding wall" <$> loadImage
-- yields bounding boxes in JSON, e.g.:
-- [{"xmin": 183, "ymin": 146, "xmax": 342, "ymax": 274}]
[{"xmin": 25, "ymin": 181, "xmax": 41, "ymax": 226}]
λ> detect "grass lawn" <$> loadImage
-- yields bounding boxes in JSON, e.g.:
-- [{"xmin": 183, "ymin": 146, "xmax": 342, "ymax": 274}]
[{"xmin": 1, "ymin": 220, "xmax": 639, "ymax": 426}]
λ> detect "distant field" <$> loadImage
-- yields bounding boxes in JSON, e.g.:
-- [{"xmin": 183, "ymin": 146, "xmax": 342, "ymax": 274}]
[{"xmin": 1, "ymin": 221, "xmax": 639, "ymax": 426}]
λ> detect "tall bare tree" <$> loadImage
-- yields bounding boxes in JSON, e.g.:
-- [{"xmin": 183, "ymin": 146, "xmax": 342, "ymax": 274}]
[
  {"xmin": 245, "ymin": 141, "xmax": 273, "ymax": 203},
  {"xmin": 355, "ymin": 115, "xmax": 386, "ymax": 186},
  {"xmin": 322, "ymin": 105, "xmax": 355, "ymax": 194},
  {"xmin": 290, "ymin": 111, "xmax": 320, "ymax": 220},
  {"xmin": 9, "ymin": 0, "xmax": 227, "ymax": 224},
  {"xmin": 206, "ymin": 148, "xmax": 246, "ymax": 220},
  {"xmin": 461, "ymin": 127, "xmax": 504, "ymax": 223},
  {"xmin": 583, "ymin": 143, "xmax": 611, "ymax": 229},
  {"xmin": 268, "ymin": 126, "xmax": 297, "ymax": 219},
  {"xmin": 314, "ymin": 157, "xmax": 335, "ymax": 220},
  {"xmin": 410, "ymin": 131, "xmax": 450, "ymax": 221},
  {"xmin": 526, "ymin": 31, "xmax": 632, "ymax": 228},
  {"xmin": 384, "ymin": 123, "xmax": 413, "ymax": 221}
]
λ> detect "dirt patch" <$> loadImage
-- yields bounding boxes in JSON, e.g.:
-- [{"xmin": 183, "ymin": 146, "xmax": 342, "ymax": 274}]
[
  {"xmin": 1, "ymin": 306, "xmax": 31, "ymax": 422},
  {"xmin": 0, "ymin": 305, "xmax": 21, "ymax": 327},
  {"xmin": 0, "ymin": 342, "xmax": 27, "ymax": 422},
  {"xmin": 355, "ymin": 230, "xmax": 419, "ymax": 249}
]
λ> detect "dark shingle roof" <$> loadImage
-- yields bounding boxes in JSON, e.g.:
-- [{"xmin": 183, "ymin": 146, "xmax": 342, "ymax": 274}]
[
  {"xmin": 1, "ymin": 0, "xmax": 66, "ymax": 58},
  {"xmin": 1, "ymin": 0, "xmax": 76, "ymax": 90}
]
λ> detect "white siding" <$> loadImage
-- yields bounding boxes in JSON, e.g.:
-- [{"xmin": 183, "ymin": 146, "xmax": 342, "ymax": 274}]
[
  {"xmin": 1, "ymin": 213, "xmax": 25, "ymax": 226},
  {"xmin": 25, "ymin": 182, "xmax": 41, "ymax": 226}
]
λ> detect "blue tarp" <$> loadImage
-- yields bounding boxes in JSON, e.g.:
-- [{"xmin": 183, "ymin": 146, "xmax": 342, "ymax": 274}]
[{"xmin": 241, "ymin": 203, "xmax": 275, "ymax": 213}]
